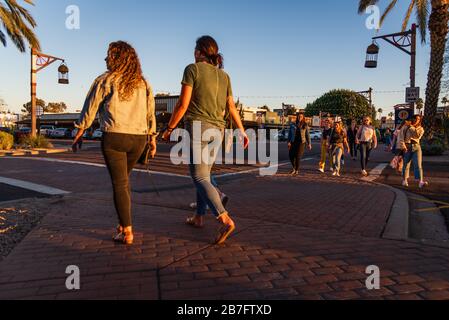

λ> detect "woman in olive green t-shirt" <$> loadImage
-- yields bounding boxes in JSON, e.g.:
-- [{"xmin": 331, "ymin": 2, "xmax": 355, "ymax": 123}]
[{"xmin": 162, "ymin": 36, "xmax": 248, "ymax": 245}]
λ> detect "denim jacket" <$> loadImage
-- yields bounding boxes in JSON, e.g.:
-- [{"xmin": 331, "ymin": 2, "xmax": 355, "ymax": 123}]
[
  {"xmin": 76, "ymin": 73, "xmax": 157, "ymax": 137},
  {"xmin": 288, "ymin": 123, "xmax": 311, "ymax": 145}
]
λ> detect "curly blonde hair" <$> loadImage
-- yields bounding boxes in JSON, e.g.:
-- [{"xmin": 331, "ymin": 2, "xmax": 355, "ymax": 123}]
[{"xmin": 106, "ymin": 41, "xmax": 145, "ymax": 101}]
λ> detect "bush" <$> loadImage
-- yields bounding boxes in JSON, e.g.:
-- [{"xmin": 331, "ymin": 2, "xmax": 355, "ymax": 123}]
[
  {"xmin": 19, "ymin": 135, "xmax": 53, "ymax": 149},
  {"xmin": 0, "ymin": 132, "xmax": 14, "ymax": 151},
  {"xmin": 421, "ymin": 138, "xmax": 446, "ymax": 156}
]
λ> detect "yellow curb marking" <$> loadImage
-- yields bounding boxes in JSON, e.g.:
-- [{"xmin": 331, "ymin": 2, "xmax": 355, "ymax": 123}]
[{"xmin": 409, "ymin": 197, "xmax": 449, "ymax": 213}]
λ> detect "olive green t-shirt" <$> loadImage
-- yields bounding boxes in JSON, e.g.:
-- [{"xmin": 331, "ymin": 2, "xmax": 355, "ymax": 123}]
[{"xmin": 182, "ymin": 62, "xmax": 233, "ymax": 128}]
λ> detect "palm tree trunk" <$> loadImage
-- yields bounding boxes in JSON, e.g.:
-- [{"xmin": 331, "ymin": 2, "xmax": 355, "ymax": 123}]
[{"xmin": 423, "ymin": 0, "xmax": 449, "ymax": 139}]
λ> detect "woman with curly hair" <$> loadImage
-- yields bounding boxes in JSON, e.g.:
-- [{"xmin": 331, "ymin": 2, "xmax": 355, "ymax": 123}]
[{"xmin": 73, "ymin": 41, "xmax": 157, "ymax": 245}]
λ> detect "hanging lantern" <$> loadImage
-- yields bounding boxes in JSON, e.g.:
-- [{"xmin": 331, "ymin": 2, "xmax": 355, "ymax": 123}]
[
  {"xmin": 58, "ymin": 62, "xmax": 69, "ymax": 84},
  {"xmin": 365, "ymin": 41, "xmax": 379, "ymax": 69}
]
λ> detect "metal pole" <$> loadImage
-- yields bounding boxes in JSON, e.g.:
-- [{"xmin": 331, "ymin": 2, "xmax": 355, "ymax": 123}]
[
  {"xmin": 31, "ymin": 48, "xmax": 37, "ymax": 138},
  {"xmin": 410, "ymin": 24, "xmax": 417, "ymax": 114}
]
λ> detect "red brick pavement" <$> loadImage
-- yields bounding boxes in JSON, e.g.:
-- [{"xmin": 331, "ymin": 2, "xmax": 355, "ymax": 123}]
[{"xmin": 0, "ymin": 158, "xmax": 449, "ymax": 300}]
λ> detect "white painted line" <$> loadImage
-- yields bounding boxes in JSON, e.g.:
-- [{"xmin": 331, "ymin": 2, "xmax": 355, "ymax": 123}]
[
  {"xmin": 4, "ymin": 157, "xmax": 318, "ymax": 180},
  {"xmin": 0, "ymin": 176, "xmax": 70, "ymax": 196},
  {"xmin": 362, "ymin": 163, "xmax": 389, "ymax": 182},
  {"xmin": 217, "ymin": 161, "xmax": 293, "ymax": 178},
  {"xmin": 10, "ymin": 157, "xmax": 191, "ymax": 179}
]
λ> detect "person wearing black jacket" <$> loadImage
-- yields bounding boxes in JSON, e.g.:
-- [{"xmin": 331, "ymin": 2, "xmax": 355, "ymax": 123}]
[
  {"xmin": 288, "ymin": 113, "xmax": 312, "ymax": 175},
  {"xmin": 347, "ymin": 119, "xmax": 358, "ymax": 160}
]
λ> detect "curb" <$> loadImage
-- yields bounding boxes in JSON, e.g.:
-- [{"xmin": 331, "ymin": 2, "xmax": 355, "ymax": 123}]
[
  {"xmin": 381, "ymin": 184, "xmax": 410, "ymax": 241},
  {"xmin": 0, "ymin": 148, "xmax": 69, "ymax": 157}
]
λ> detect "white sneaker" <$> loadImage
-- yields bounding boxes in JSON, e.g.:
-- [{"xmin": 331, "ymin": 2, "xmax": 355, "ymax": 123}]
[
  {"xmin": 419, "ymin": 181, "xmax": 429, "ymax": 189},
  {"xmin": 402, "ymin": 180, "xmax": 409, "ymax": 187},
  {"xmin": 332, "ymin": 171, "xmax": 338, "ymax": 176},
  {"xmin": 318, "ymin": 168, "xmax": 325, "ymax": 173},
  {"xmin": 362, "ymin": 170, "xmax": 368, "ymax": 177}
]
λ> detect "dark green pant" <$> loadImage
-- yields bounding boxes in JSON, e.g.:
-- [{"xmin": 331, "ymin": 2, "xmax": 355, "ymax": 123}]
[
  {"xmin": 102, "ymin": 133, "xmax": 147, "ymax": 228},
  {"xmin": 289, "ymin": 142, "xmax": 306, "ymax": 172}
]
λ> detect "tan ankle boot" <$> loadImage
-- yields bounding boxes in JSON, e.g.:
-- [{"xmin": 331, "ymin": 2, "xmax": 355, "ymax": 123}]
[
  {"xmin": 215, "ymin": 213, "xmax": 236, "ymax": 245},
  {"xmin": 123, "ymin": 226, "xmax": 134, "ymax": 245}
]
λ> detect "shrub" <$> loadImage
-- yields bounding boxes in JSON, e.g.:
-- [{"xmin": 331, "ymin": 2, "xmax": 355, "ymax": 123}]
[
  {"xmin": 421, "ymin": 138, "xmax": 446, "ymax": 156},
  {"xmin": 0, "ymin": 132, "xmax": 14, "ymax": 151},
  {"xmin": 19, "ymin": 135, "xmax": 53, "ymax": 149}
]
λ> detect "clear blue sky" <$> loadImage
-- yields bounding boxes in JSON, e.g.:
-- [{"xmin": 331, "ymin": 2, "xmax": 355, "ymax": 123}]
[{"xmin": 0, "ymin": 0, "xmax": 431, "ymax": 115}]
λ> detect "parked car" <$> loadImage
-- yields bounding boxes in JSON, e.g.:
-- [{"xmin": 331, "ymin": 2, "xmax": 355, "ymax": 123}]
[
  {"xmin": 14, "ymin": 127, "xmax": 32, "ymax": 141},
  {"xmin": 40, "ymin": 125, "xmax": 55, "ymax": 137},
  {"xmin": 92, "ymin": 129, "xmax": 103, "ymax": 140},
  {"xmin": 0, "ymin": 127, "xmax": 11, "ymax": 134},
  {"xmin": 71, "ymin": 128, "xmax": 90, "ymax": 139},
  {"xmin": 49, "ymin": 128, "xmax": 71, "ymax": 139},
  {"xmin": 310, "ymin": 131, "xmax": 322, "ymax": 141},
  {"xmin": 275, "ymin": 129, "xmax": 289, "ymax": 141}
]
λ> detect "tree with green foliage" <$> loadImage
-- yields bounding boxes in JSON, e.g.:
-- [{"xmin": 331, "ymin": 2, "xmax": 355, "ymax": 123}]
[
  {"xmin": 305, "ymin": 89, "xmax": 373, "ymax": 121},
  {"xmin": 22, "ymin": 99, "xmax": 68, "ymax": 115}
]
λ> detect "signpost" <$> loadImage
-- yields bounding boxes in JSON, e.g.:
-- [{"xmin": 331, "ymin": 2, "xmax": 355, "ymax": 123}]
[{"xmin": 406, "ymin": 87, "xmax": 420, "ymax": 104}]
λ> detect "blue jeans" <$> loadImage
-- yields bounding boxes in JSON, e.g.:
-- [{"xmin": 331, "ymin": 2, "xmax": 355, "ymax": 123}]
[
  {"xmin": 186, "ymin": 121, "xmax": 226, "ymax": 218},
  {"xmin": 332, "ymin": 146, "xmax": 344, "ymax": 172},
  {"xmin": 402, "ymin": 144, "xmax": 423, "ymax": 181},
  {"xmin": 360, "ymin": 142, "xmax": 372, "ymax": 171}
]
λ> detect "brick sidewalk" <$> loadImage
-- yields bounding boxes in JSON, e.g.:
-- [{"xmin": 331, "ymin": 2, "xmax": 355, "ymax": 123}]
[{"xmin": 1, "ymin": 165, "xmax": 449, "ymax": 300}]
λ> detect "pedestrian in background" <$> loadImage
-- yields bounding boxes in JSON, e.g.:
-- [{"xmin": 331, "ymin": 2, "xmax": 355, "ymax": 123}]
[
  {"xmin": 400, "ymin": 115, "xmax": 428, "ymax": 189},
  {"xmin": 288, "ymin": 113, "xmax": 312, "ymax": 175},
  {"xmin": 328, "ymin": 121, "xmax": 350, "ymax": 177},
  {"xmin": 347, "ymin": 119, "xmax": 359, "ymax": 161},
  {"xmin": 356, "ymin": 116, "xmax": 378, "ymax": 177},
  {"xmin": 73, "ymin": 41, "xmax": 157, "ymax": 245},
  {"xmin": 318, "ymin": 118, "xmax": 333, "ymax": 173}
]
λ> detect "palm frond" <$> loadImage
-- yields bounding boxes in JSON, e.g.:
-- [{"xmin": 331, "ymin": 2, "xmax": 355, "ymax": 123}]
[
  {"xmin": 415, "ymin": 0, "xmax": 429, "ymax": 43},
  {"xmin": 380, "ymin": 0, "xmax": 399, "ymax": 28},
  {"xmin": 0, "ymin": 0, "xmax": 40, "ymax": 52},
  {"xmin": 358, "ymin": 0, "xmax": 379, "ymax": 14},
  {"xmin": 402, "ymin": 0, "xmax": 416, "ymax": 32}
]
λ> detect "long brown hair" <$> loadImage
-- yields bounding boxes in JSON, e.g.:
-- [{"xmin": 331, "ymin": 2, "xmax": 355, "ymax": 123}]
[
  {"xmin": 195, "ymin": 36, "xmax": 224, "ymax": 69},
  {"xmin": 106, "ymin": 41, "xmax": 145, "ymax": 101}
]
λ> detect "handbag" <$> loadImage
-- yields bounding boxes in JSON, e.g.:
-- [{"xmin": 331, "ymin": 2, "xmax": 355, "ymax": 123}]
[{"xmin": 390, "ymin": 155, "xmax": 404, "ymax": 173}]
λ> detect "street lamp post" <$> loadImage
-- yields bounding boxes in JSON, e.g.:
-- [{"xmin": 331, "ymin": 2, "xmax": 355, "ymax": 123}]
[
  {"xmin": 30, "ymin": 48, "xmax": 69, "ymax": 138},
  {"xmin": 365, "ymin": 24, "xmax": 418, "ymax": 117}
]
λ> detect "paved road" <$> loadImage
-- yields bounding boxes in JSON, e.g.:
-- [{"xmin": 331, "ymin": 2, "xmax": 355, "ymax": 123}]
[
  {"xmin": 1, "ymin": 153, "xmax": 449, "ymax": 300},
  {"xmin": 2, "ymin": 145, "xmax": 449, "ymax": 300}
]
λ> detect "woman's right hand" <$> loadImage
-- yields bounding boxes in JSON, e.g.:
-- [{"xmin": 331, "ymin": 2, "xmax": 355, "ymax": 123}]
[
  {"xmin": 161, "ymin": 129, "xmax": 173, "ymax": 142},
  {"xmin": 288, "ymin": 142, "xmax": 292, "ymax": 150},
  {"xmin": 240, "ymin": 131, "xmax": 249, "ymax": 150}
]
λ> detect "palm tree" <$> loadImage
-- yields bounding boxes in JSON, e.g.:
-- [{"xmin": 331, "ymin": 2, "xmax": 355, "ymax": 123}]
[
  {"xmin": 442, "ymin": 96, "xmax": 448, "ymax": 107},
  {"xmin": 378, "ymin": 108, "xmax": 384, "ymax": 118},
  {"xmin": 0, "ymin": 0, "xmax": 40, "ymax": 52},
  {"xmin": 358, "ymin": 0, "xmax": 449, "ymax": 139},
  {"xmin": 416, "ymin": 98, "xmax": 425, "ymax": 114}
]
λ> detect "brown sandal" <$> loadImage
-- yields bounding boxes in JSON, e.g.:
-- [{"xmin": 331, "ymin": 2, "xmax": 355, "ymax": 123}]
[{"xmin": 186, "ymin": 217, "xmax": 204, "ymax": 229}]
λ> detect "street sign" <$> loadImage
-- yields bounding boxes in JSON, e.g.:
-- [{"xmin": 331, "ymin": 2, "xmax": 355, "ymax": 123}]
[{"xmin": 406, "ymin": 87, "xmax": 420, "ymax": 103}]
